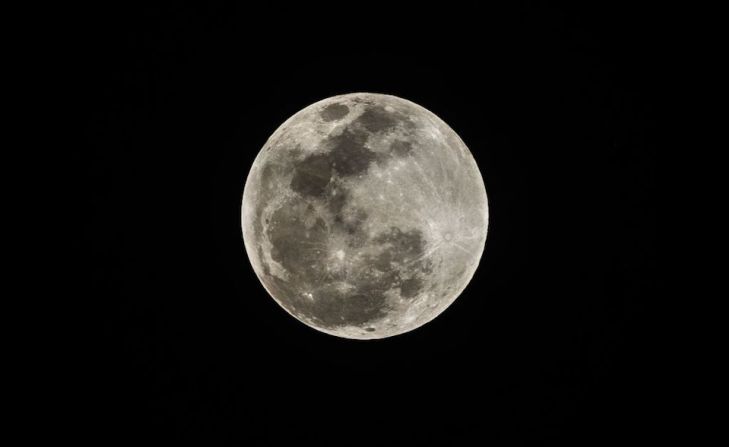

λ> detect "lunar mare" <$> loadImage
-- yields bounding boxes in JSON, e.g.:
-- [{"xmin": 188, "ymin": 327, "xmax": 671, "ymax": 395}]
[{"xmin": 242, "ymin": 93, "xmax": 488, "ymax": 339}]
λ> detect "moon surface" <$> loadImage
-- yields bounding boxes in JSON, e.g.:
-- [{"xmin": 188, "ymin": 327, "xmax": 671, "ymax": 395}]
[{"xmin": 242, "ymin": 93, "xmax": 488, "ymax": 339}]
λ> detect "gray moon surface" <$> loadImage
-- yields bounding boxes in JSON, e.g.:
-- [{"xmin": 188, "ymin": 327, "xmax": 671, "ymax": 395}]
[{"xmin": 242, "ymin": 93, "xmax": 488, "ymax": 339}]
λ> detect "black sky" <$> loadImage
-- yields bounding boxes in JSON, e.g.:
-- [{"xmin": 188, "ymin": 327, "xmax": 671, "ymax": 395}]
[{"xmin": 79, "ymin": 3, "xmax": 657, "ymax": 445}]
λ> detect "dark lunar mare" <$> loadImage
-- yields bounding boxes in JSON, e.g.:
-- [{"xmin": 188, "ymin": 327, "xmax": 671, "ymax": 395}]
[{"xmin": 320, "ymin": 103, "xmax": 350, "ymax": 122}]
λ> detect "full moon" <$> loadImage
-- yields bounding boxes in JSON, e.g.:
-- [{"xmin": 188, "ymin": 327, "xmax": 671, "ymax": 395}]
[{"xmin": 242, "ymin": 93, "xmax": 488, "ymax": 339}]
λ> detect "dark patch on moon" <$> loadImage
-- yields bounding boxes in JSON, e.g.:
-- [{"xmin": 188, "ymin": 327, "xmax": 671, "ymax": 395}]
[
  {"xmin": 320, "ymin": 103, "xmax": 350, "ymax": 122},
  {"xmin": 355, "ymin": 105, "xmax": 399, "ymax": 133},
  {"xmin": 328, "ymin": 129, "xmax": 375, "ymax": 177},
  {"xmin": 390, "ymin": 140, "xmax": 413, "ymax": 157},
  {"xmin": 290, "ymin": 127, "xmax": 376, "ymax": 199},
  {"xmin": 399, "ymin": 276, "xmax": 423, "ymax": 299},
  {"xmin": 350, "ymin": 96, "xmax": 377, "ymax": 106},
  {"xmin": 290, "ymin": 154, "xmax": 332, "ymax": 197}
]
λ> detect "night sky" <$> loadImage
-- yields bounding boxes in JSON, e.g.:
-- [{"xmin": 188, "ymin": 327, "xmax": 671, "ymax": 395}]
[{"xmin": 79, "ymin": 3, "xmax": 657, "ymax": 444}]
